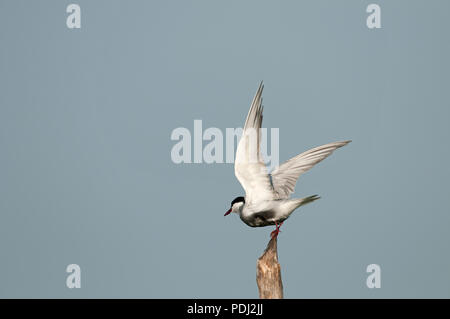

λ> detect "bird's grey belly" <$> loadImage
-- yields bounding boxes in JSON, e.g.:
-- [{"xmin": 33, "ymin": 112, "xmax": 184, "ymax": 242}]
[{"xmin": 240, "ymin": 209, "xmax": 283, "ymax": 227}]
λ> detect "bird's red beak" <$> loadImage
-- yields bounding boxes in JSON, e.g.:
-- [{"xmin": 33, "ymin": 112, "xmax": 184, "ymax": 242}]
[{"xmin": 224, "ymin": 208, "xmax": 232, "ymax": 216}]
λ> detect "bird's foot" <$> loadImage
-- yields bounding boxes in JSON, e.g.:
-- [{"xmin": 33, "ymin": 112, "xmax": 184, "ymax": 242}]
[
  {"xmin": 270, "ymin": 229, "xmax": 280, "ymax": 238},
  {"xmin": 270, "ymin": 221, "xmax": 283, "ymax": 238}
]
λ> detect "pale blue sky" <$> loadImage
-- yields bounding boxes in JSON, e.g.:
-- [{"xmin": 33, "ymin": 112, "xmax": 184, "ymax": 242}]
[{"xmin": 1, "ymin": 0, "xmax": 449, "ymax": 298}]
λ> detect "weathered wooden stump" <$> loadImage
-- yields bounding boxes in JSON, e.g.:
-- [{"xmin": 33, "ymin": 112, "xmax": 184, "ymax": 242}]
[{"xmin": 256, "ymin": 236, "xmax": 283, "ymax": 299}]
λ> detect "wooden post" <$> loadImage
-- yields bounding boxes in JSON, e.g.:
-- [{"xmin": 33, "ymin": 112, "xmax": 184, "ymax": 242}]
[{"xmin": 256, "ymin": 236, "xmax": 283, "ymax": 299}]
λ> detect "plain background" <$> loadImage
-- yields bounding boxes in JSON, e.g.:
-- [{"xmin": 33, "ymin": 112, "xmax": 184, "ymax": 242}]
[{"xmin": 1, "ymin": 0, "xmax": 449, "ymax": 298}]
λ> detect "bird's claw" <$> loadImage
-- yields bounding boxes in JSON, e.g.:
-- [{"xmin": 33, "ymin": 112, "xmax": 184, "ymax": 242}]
[
  {"xmin": 270, "ymin": 229, "xmax": 281, "ymax": 238},
  {"xmin": 270, "ymin": 221, "xmax": 283, "ymax": 238}
]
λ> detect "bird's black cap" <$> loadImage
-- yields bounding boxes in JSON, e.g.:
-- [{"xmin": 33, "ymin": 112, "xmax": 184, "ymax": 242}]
[{"xmin": 231, "ymin": 196, "xmax": 245, "ymax": 206}]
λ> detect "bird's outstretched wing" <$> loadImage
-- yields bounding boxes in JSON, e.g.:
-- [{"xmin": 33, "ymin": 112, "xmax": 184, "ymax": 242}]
[
  {"xmin": 235, "ymin": 82, "xmax": 276, "ymax": 204},
  {"xmin": 270, "ymin": 140, "xmax": 351, "ymax": 199}
]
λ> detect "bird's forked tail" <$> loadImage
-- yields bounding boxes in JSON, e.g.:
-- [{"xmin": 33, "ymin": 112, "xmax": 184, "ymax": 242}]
[
  {"xmin": 294, "ymin": 195, "xmax": 321, "ymax": 208},
  {"xmin": 278, "ymin": 195, "xmax": 321, "ymax": 220}
]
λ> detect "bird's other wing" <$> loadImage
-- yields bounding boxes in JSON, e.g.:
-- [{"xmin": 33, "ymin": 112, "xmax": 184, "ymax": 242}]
[
  {"xmin": 235, "ymin": 82, "xmax": 276, "ymax": 204},
  {"xmin": 270, "ymin": 140, "xmax": 351, "ymax": 199}
]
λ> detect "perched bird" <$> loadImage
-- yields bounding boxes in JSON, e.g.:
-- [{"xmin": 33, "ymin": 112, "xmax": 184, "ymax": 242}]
[{"xmin": 224, "ymin": 82, "xmax": 350, "ymax": 238}]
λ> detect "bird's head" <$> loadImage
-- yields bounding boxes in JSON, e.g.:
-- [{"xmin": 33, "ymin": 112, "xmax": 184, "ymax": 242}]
[{"xmin": 224, "ymin": 196, "xmax": 245, "ymax": 216}]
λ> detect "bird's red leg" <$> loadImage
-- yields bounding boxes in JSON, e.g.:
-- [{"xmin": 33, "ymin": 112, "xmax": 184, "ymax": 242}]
[{"xmin": 270, "ymin": 221, "xmax": 284, "ymax": 238}]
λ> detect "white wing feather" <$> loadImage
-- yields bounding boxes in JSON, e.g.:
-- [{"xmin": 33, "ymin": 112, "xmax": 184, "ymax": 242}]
[
  {"xmin": 270, "ymin": 140, "xmax": 351, "ymax": 199},
  {"xmin": 234, "ymin": 82, "xmax": 276, "ymax": 204}
]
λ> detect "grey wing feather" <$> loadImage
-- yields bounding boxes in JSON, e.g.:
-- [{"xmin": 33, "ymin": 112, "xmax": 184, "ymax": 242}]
[{"xmin": 270, "ymin": 140, "xmax": 351, "ymax": 199}]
